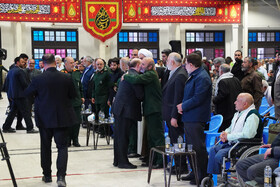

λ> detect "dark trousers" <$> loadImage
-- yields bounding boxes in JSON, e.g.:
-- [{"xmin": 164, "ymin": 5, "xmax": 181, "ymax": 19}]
[
  {"xmin": 184, "ymin": 122, "xmax": 208, "ymax": 180},
  {"xmin": 39, "ymin": 127, "xmax": 68, "ymax": 177},
  {"xmin": 128, "ymin": 121, "xmax": 138, "ymax": 154},
  {"xmin": 113, "ymin": 115, "xmax": 134, "ymax": 166},
  {"xmin": 236, "ymin": 154, "xmax": 279, "ymax": 184},
  {"xmin": 68, "ymin": 106, "xmax": 81, "ymax": 144},
  {"xmin": 146, "ymin": 113, "xmax": 165, "ymax": 165},
  {"xmin": 3, "ymin": 98, "xmax": 34, "ymax": 131},
  {"xmin": 166, "ymin": 120, "xmax": 187, "ymax": 167}
]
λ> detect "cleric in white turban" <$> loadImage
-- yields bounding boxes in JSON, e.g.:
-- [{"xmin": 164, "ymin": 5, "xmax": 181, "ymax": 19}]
[{"xmin": 138, "ymin": 48, "xmax": 153, "ymax": 58}]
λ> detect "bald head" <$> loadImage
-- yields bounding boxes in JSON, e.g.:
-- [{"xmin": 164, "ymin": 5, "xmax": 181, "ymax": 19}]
[
  {"xmin": 234, "ymin": 93, "xmax": 254, "ymax": 111},
  {"xmin": 64, "ymin": 56, "xmax": 75, "ymax": 72},
  {"xmin": 167, "ymin": 52, "xmax": 182, "ymax": 70}
]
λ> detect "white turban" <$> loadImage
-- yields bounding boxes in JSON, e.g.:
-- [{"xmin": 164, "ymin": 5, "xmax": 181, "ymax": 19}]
[{"xmin": 138, "ymin": 49, "xmax": 153, "ymax": 58}]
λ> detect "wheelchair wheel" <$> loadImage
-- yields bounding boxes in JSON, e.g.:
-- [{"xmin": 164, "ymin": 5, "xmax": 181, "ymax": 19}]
[
  {"xmin": 236, "ymin": 145, "xmax": 260, "ymax": 187},
  {"xmin": 201, "ymin": 176, "xmax": 214, "ymax": 187}
]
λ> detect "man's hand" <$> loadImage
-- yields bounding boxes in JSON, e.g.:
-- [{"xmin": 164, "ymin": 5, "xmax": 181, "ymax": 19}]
[
  {"xmin": 260, "ymin": 144, "xmax": 271, "ymax": 148},
  {"xmin": 170, "ymin": 118, "xmax": 178, "ymax": 128},
  {"xmin": 121, "ymin": 75, "xmax": 125, "ymax": 81},
  {"xmin": 177, "ymin": 103, "xmax": 183, "ymax": 114},
  {"xmin": 81, "ymin": 98, "xmax": 85, "ymax": 103},
  {"xmin": 220, "ymin": 131, "xmax": 228, "ymax": 142},
  {"xmin": 91, "ymin": 98, "xmax": 95, "ymax": 104},
  {"xmin": 107, "ymin": 100, "xmax": 111, "ymax": 106},
  {"xmin": 264, "ymin": 148, "xmax": 272, "ymax": 159}
]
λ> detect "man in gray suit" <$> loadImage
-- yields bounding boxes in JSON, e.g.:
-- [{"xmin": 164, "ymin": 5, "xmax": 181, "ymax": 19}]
[{"xmin": 162, "ymin": 52, "xmax": 188, "ymax": 174}]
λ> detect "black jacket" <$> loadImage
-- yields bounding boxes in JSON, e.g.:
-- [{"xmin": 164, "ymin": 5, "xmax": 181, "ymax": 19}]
[
  {"xmin": 213, "ymin": 77, "xmax": 242, "ymax": 120},
  {"xmin": 5, "ymin": 66, "xmax": 28, "ymax": 99},
  {"xmin": 231, "ymin": 59, "xmax": 245, "ymax": 81},
  {"xmin": 112, "ymin": 69, "xmax": 144, "ymax": 121},
  {"xmin": 25, "ymin": 67, "xmax": 77, "ymax": 128},
  {"xmin": 162, "ymin": 66, "xmax": 188, "ymax": 121}
]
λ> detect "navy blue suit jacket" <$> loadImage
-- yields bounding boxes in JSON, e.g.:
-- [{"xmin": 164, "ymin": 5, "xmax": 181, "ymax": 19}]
[
  {"xmin": 112, "ymin": 69, "xmax": 144, "ymax": 121},
  {"xmin": 25, "ymin": 67, "xmax": 77, "ymax": 128},
  {"xmin": 181, "ymin": 66, "xmax": 212, "ymax": 123},
  {"xmin": 81, "ymin": 65, "xmax": 95, "ymax": 98},
  {"xmin": 5, "ymin": 66, "xmax": 29, "ymax": 99}
]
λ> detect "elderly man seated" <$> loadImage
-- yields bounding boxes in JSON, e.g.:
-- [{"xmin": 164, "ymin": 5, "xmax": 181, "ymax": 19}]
[
  {"xmin": 207, "ymin": 93, "xmax": 262, "ymax": 175},
  {"xmin": 236, "ymin": 134, "xmax": 280, "ymax": 186}
]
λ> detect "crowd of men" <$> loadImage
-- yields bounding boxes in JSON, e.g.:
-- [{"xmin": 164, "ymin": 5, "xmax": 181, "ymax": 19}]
[{"xmin": 1, "ymin": 48, "xmax": 280, "ymax": 186}]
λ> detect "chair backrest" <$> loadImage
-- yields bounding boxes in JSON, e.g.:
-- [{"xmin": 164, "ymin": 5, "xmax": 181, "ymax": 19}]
[
  {"xmin": 261, "ymin": 96, "xmax": 268, "ymax": 106},
  {"xmin": 261, "ymin": 105, "xmax": 275, "ymax": 116},
  {"xmin": 259, "ymin": 105, "xmax": 269, "ymax": 115},
  {"xmin": 208, "ymin": 114, "xmax": 223, "ymax": 132}
]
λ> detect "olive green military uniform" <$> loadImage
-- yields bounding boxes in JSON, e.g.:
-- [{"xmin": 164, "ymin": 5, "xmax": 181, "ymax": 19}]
[
  {"xmin": 92, "ymin": 66, "xmax": 113, "ymax": 119},
  {"xmin": 62, "ymin": 69, "xmax": 83, "ymax": 145},
  {"xmin": 124, "ymin": 70, "xmax": 165, "ymax": 165}
]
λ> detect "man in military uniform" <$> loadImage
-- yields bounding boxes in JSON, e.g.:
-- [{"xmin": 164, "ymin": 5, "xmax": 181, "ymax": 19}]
[
  {"xmin": 91, "ymin": 58, "xmax": 112, "ymax": 120},
  {"xmin": 62, "ymin": 56, "xmax": 84, "ymax": 147},
  {"xmin": 124, "ymin": 57, "xmax": 165, "ymax": 168}
]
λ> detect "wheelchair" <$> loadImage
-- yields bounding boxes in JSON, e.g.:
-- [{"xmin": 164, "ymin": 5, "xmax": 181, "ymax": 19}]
[{"xmin": 201, "ymin": 115, "xmax": 269, "ymax": 187}]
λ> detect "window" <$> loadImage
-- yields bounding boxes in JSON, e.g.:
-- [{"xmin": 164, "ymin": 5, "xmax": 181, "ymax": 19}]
[
  {"xmin": 66, "ymin": 31, "xmax": 77, "ymax": 42},
  {"xmin": 117, "ymin": 30, "xmax": 159, "ymax": 59},
  {"xmin": 267, "ymin": 32, "xmax": 275, "ymax": 42},
  {"xmin": 196, "ymin": 32, "xmax": 204, "ymax": 42},
  {"xmin": 149, "ymin": 32, "xmax": 158, "ymax": 42},
  {"xmin": 32, "ymin": 28, "xmax": 79, "ymax": 68},
  {"xmin": 45, "ymin": 31, "xmax": 54, "ymax": 41},
  {"xmin": 139, "ymin": 32, "xmax": 148, "ymax": 42},
  {"xmin": 186, "ymin": 30, "xmax": 225, "ymax": 60},
  {"xmin": 215, "ymin": 32, "xmax": 223, "ymax": 42},
  {"xmin": 248, "ymin": 32, "xmax": 257, "ymax": 42},
  {"xmin": 129, "ymin": 32, "xmax": 138, "ymax": 42},
  {"xmin": 205, "ymin": 32, "xmax": 214, "ymax": 42},
  {"xmin": 248, "ymin": 30, "xmax": 280, "ymax": 58},
  {"xmin": 258, "ymin": 32, "xmax": 265, "ymax": 42},
  {"xmin": 56, "ymin": 49, "xmax": 66, "ymax": 58},
  {"xmin": 186, "ymin": 32, "xmax": 195, "ymax": 42},
  {"xmin": 119, "ymin": 49, "xmax": 128, "ymax": 58}
]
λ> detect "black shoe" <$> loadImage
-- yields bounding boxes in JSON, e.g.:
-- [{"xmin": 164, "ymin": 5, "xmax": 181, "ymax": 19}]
[
  {"xmin": 27, "ymin": 129, "xmax": 39, "ymax": 133},
  {"xmin": 42, "ymin": 176, "xmax": 52, "ymax": 183},
  {"xmin": 2, "ymin": 128, "xmax": 16, "ymax": 133},
  {"xmin": 152, "ymin": 164, "xmax": 163, "ymax": 169},
  {"xmin": 118, "ymin": 163, "xmax": 137, "ymax": 169},
  {"xmin": 128, "ymin": 153, "xmax": 141, "ymax": 158},
  {"xmin": 16, "ymin": 126, "xmax": 27, "ymax": 130},
  {"xmin": 181, "ymin": 172, "xmax": 195, "ymax": 181},
  {"xmin": 73, "ymin": 142, "xmax": 81, "ymax": 147},
  {"xmin": 57, "ymin": 176, "xmax": 66, "ymax": 187},
  {"xmin": 189, "ymin": 178, "xmax": 201, "ymax": 185},
  {"xmin": 113, "ymin": 162, "xmax": 118, "ymax": 167}
]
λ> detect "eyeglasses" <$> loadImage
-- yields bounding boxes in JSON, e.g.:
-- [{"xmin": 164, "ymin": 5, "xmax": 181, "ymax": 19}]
[{"xmin": 235, "ymin": 54, "xmax": 241, "ymax": 56}]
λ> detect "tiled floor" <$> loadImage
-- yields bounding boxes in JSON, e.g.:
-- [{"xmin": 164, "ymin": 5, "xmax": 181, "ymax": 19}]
[{"xmin": 0, "ymin": 93, "xmax": 194, "ymax": 187}]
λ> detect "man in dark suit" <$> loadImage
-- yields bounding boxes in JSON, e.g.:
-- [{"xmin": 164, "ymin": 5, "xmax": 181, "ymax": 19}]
[
  {"xmin": 177, "ymin": 53, "xmax": 212, "ymax": 185},
  {"xmin": 231, "ymin": 50, "xmax": 245, "ymax": 81},
  {"xmin": 213, "ymin": 64, "xmax": 242, "ymax": 131},
  {"xmin": 2, "ymin": 56, "xmax": 38, "ymax": 133},
  {"xmin": 266, "ymin": 58, "xmax": 277, "ymax": 73},
  {"xmin": 162, "ymin": 52, "xmax": 188, "ymax": 173},
  {"xmin": 25, "ymin": 54, "xmax": 76, "ymax": 187},
  {"xmin": 112, "ymin": 58, "xmax": 144, "ymax": 169}
]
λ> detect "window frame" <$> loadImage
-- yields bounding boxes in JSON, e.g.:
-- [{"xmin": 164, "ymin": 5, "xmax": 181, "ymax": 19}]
[{"xmin": 117, "ymin": 29, "xmax": 159, "ymax": 59}]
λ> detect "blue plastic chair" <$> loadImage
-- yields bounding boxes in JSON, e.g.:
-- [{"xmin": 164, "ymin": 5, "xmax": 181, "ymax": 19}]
[
  {"xmin": 262, "ymin": 106, "xmax": 276, "ymax": 144},
  {"xmin": 261, "ymin": 97, "xmax": 269, "ymax": 106},
  {"xmin": 205, "ymin": 114, "xmax": 223, "ymax": 153},
  {"xmin": 259, "ymin": 105, "xmax": 269, "ymax": 115}
]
